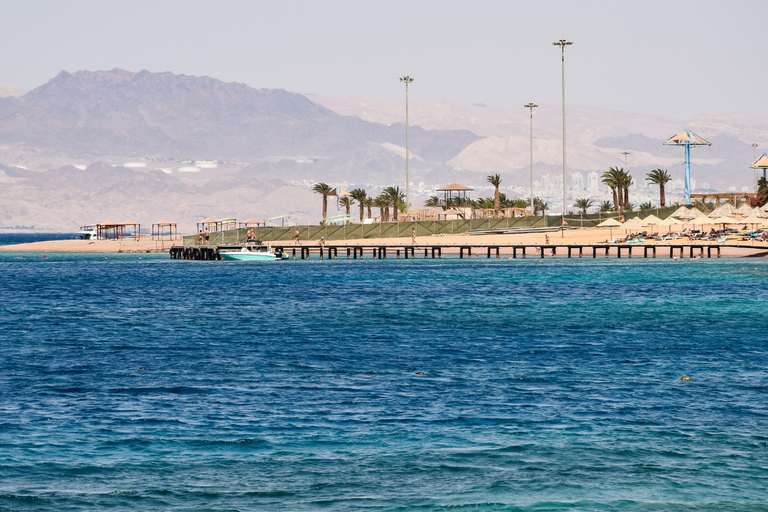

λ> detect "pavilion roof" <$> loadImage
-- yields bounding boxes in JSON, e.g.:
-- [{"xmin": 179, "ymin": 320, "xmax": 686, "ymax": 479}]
[{"xmin": 437, "ymin": 183, "xmax": 473, "ymax": 191}]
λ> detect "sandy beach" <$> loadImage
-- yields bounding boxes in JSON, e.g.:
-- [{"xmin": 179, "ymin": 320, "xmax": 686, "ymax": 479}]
[{"xmin": 3, "ymin": 228, "xmax": 768, "ymax": 257}]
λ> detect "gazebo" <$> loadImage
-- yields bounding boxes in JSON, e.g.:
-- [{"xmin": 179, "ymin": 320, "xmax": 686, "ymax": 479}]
[
  {"xmin": 96, "ymin": 221, "xmax": 140, "ymax": 240},
  {"xmin": 436, "ymin": 183, "xmax": 474, "ymax": 208},
  {"xmin": 197, "ymin": 218, "xmax": 221, "ymax": 234},
  {"xmin": 152, "ymin": 220, "xmax": 178, "ymax": 239},
  {"xmin": 238, "ymin": 218, "xmax": 265, "ymax": 228}
]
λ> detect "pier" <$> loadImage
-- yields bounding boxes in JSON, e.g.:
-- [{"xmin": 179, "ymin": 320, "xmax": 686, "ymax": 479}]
[{"xmin": 167, "ymin": 242, "xmax": 756, "ymax": 261}]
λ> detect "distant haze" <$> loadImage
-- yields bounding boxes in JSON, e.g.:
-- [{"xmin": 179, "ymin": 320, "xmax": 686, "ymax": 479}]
[
  {"xmin": 1, "ymin": 1, "xmax": 768, "ymax": 119},
  {"xmin": 0, "ymin": 69, "xmax": 764, "ymax": 232}
]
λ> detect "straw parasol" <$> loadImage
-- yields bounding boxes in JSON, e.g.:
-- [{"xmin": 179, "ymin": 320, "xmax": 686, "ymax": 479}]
[
  {"xmin": 597, "ymin": 217, "xmax": 622, "ymax": 238},
  {"xmin": 671, "ymin": 206, "xmax": 699, "ymax": 220},
  {"xmin": 690, "ymin": 214, "xmax": 714, "ymax": 227},
  {"xmin": 735, "ymin": 203, "xmax": 754, "ymax": 216},
  {"xmin": 622, "ymin": 217, "xmax": 644, "ymax": 229},
  {"xmin": 641, "ymin": 214, "xmax": 663, "ymax": 227},
  {"xmin": 709, "ymin": 204, "xmax": 737, "ymax": 217},
  {"xmin": 659, "ymin": 216, "xmax": 684, "ymax": 233},
  {"xmin": 711, "ymin": 216, "xmax": 737, "ymax": 225},
  {"xmin": 741, "ymin": 215, "xmax": 765, "ymax": 227}
]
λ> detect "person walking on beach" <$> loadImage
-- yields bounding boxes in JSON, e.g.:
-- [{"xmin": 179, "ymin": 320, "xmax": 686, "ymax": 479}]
[
  {"xmin": 204, "ymin": 228, "xmax": 210, "ymax": 246},
  {"xmin": 412, "ymin": 227, "xmax": 417, "ymax": 244},
  {"xmin": 294, "ymin": 228, "xmax": 300, "ymax": 245}
]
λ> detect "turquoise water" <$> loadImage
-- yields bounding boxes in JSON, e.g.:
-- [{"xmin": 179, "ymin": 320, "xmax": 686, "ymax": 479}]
[{"xmin": 1, "ymin": 249, "xmax": 768, "ymax": 511}]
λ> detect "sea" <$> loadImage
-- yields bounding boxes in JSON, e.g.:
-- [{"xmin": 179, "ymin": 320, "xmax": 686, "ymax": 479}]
[{"xmin": 2, "ymin": 233, "xmax": 768, "ymax": 511}]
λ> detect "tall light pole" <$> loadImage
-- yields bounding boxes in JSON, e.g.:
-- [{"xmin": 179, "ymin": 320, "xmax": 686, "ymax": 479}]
[
  {"xmin": 524, "ymin": 103, "xmax": 538, "ymax": 214},
  {"xmin": 753, "ymin": 143, "xmax": 758, "ymax": 192},
  {"xmin": 553, "ymin": 39, "xmax": 573, "ymax": 219},
  {"xmin": 400, "ymin": 75, "xmax": 414, "ymax": 211}
]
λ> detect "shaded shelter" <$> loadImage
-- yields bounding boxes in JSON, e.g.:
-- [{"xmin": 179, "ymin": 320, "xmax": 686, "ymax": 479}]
[
  {"xmin": 152, "ymin": 220, "xmax": 177, "ymax": 239},
  {"xmin": 239, "ymin": 218, "xmax": 265, "ymax": 228},
  {"xmin": 437, "ymin": 184, "xmax": 473, "ymax": 207},
  {"xmin": 197, "ymin": 218, "xmax": 221, "ymax": 234}
]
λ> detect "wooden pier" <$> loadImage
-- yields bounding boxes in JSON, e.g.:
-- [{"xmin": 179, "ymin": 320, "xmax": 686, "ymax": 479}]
[{"xmin": 169, "ymin": 243, "xmax": 743, "ymax": 261}]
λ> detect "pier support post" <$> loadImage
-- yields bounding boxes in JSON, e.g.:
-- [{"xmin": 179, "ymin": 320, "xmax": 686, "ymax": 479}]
[
  {"xmin": 717, "ymin": 246, "xmax": 721, "ymax": 258},
  {"xmin": 512, "ymin": 247, "xmax": 517, "ymax": 259},
  {"xmin": 496, "ymin": 247, "xmax": 500, "ymax": 259}
]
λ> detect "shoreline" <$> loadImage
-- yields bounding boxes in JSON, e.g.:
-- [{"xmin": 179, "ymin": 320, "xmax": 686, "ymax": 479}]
[{"xmin": 3, "ymin": 228, "xmax": 768, "ymax": 258}]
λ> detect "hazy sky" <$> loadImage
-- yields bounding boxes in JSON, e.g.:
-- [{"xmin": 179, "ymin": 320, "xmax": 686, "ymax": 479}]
[{"xmin": 3, "ymin": 0, "xmax": 767, "ymax": 119}]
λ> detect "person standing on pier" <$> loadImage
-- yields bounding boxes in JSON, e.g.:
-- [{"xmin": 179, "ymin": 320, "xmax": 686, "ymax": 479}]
[
  {"xmin": 198, "ymin": 230, "xmax": 203, "ymax": 246},
  {"xmin": 204, "ymin": 228, "xmax": 210, "ymax": 246},
  {"xmin": 294, "ymin": 228, "xmax": 300, "ymax": 245}
]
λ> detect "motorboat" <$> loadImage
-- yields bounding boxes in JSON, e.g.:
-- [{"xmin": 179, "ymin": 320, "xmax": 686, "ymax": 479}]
[
  {"xmin": 77, "ymin": 225, "xmax": 98, "ymax": 240},
  {"xmin": 219, "ymin": 243, "xmax": 288, "ymax": 261}
]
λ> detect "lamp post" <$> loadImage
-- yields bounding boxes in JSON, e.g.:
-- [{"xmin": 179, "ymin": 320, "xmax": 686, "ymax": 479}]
[
  {"xmin": 400, "ymin": 75, "xmax": 414, "ymax": 212},
  {"xmin": 524, "ymin": 103, "xmax": 538, "ymax": 215},
  {"xmin": 553, "ymin": 39, "xmax": 573, "ymax": 220},
  {"xmin": 753, "ymin": 143, "xmax": 758, "ymax": 192}
]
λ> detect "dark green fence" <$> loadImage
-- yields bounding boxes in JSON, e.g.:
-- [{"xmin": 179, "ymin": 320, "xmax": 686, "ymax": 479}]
[{"xmin": 182, "ymin": 206, "xmax": 678, "ymax": 246}]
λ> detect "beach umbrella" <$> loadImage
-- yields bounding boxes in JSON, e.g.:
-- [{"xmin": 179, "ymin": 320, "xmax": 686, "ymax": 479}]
[
  {"xmin": 671, "ymin": 206, "xmax": 699, "ymax": 220},
  {"xmin": 659, "ymin": 216, "xmax": 684, "ymax": 233},
  {"xmin": 689, "ymin": 214, "xmax": 714, "ymax": 228},
  {"xmin": 709, "ymin": 204, "xmax": 737, "ymax": 217},
  {"xmin": 597, "ymin": 218, "xmax": 622, "ymax": 227},
  {"xmin": 711, "ymin": 216, "xmax": 737, "ymax": 226},
  {"xmin": 597, "ymin": 217, "xmax": 622, "ymax": 239},
  {"xmin": 735, "ymin": 203, "xmax": 754, "ymax": 216},
  {"xmin": 641, "ymin": 214, "xmax": 663, "ymax": 227},
  {"xmin": 741, "ymin": 215, "xmax": 764, "ymax": 227},
  {"xmin": 622, "ymin": 217, "xmax": 644, "ymax": 232}
]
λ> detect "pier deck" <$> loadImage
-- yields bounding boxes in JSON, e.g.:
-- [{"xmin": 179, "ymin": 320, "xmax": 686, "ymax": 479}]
[{"xmin": 169, "ymin": 242, "xmax": 768, "ymax": 261}]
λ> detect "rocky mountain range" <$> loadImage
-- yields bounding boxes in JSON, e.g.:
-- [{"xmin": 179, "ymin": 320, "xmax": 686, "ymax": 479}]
[{"xmin": 0, "ymin": 69, "xmax": 765, "ymax": 232}]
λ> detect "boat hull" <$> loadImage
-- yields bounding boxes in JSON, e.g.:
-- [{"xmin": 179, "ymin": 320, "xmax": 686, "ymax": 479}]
[{"xmin": 220, "ymin": 252, "xmax": 277, "ymax": 261}]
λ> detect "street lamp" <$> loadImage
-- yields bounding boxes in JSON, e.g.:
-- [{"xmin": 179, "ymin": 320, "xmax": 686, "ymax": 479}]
[
  {"xmin": 400, "ymin": 75, "xmax": 414, "ymax": 212},
  {"xmin": 524, "ymin": 103, "xmax": 538, "ymax": 215},
  {"xmin": 753, "ymin": 143, "xmax": 758, "ymax": 192},
  {"xmin": 553, "ymin": 39, "xmax": 573, "ymax": 220}
]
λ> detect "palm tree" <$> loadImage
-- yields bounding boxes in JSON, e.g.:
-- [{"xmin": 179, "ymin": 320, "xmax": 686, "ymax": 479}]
[
  {"xmin": 374, "ymin": 195, "xmax": 390, "ymax": 222},
  {"xmin": 646, "ymin": 168, "xmax": 672, "ymax": 207},
  {"xmin": 339, "ymin": 196, "xmax": 353, "ymax": 217},
  {"xmin": 487, "ymin": 174, "xmax": 502, "ymax": 215},
  {"xmin": 618, "ymin": 169, "xmax": 633, "ymax": 210},
  {"xmin": 598, "ymin": 201, "xmax": 613, "ymax": 213},
  {"xmin": 382, "ymin": 186, "xmax": 405, "ymax": 222},
  {"xmin": 533, "ymin": 197, "xmax": 548, "ymax": 216},
  {"xmin": 312, "ymin": 183, "xmax": 333, "ymax": 222},
  {"xmin": 601, "ymin": 167, "xmax": 623, "ymax": 212},
  {"xmin": 363, "ymin": 197, "xmax": 375, "ymax": 220},
  {"xmin": 574, "ymin": 198, "xmax": 594, "ymax": 215},
  {"xmin": 425, "ymin": 195, "xmax": 441, "ymax": 208},
  {"xmin": 350, "ymin": 188, "xmax": 367, "ymax": 222},
  {"xmin": 640, "ymin": 201, "xmax": 653, "ymax": 211}
]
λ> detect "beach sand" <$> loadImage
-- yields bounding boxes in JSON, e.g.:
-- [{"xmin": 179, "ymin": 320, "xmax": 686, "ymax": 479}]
[{"xmin": 3, "ymin": 228, "xmax": 768, "ymax": 257}]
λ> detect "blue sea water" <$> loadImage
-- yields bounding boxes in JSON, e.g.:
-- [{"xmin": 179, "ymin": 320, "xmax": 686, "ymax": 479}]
[
  {"xmin": 0, "ymin": 233, "xmax": 77, "ymax": 246},
  {"xmin": 1, "ymin": 245, "xmax": 768, "ymax": 511}
]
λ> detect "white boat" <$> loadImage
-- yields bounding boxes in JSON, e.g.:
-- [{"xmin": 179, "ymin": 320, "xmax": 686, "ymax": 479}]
[
  {"xmin": 219, "ymin": 243, "xmax": 288, "ymax": 261},
  {"xmin": 77, "ymin": 225, "xmax": 98, "ymax": 240}
]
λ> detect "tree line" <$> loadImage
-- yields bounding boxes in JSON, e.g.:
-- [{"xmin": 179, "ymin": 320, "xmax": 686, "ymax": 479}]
[{"xmin": 312, "ymin": 168, "xmax": 675, "ymax": 222}]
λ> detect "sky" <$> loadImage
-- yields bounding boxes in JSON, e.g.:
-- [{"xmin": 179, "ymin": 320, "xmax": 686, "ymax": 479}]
[{"xmin": 2, "ymin": 0, "xmax": 768, "ymax": 119}]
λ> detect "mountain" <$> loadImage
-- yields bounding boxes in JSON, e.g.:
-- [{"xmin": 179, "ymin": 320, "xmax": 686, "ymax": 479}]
[
  {"xmin": 0, "ymin": 69, "xmax": 478, "ymax": 163},
  {"xmin": 0, "ymin": 69, "xmax": 766, "ymax": 232}
]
